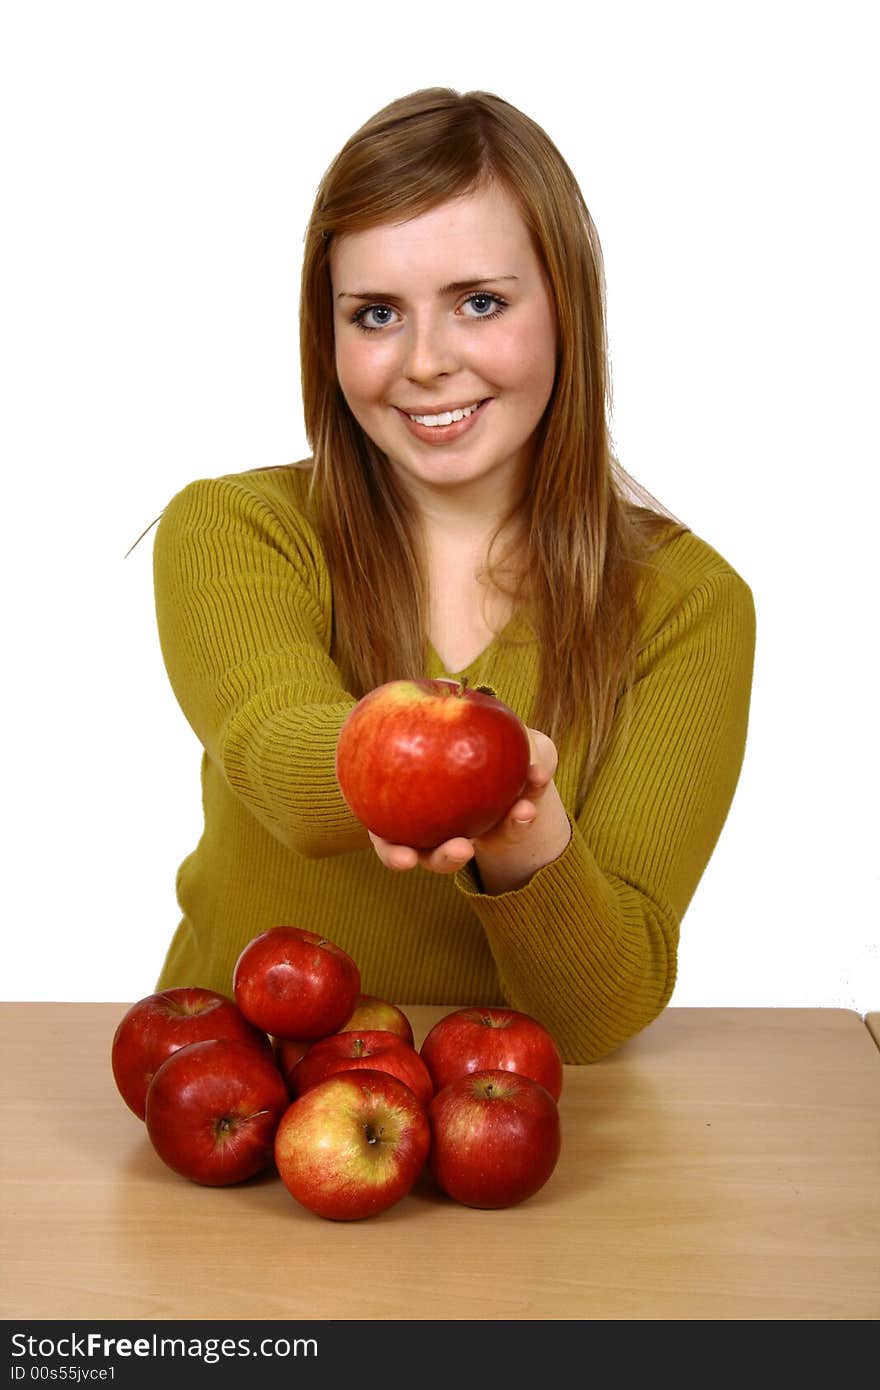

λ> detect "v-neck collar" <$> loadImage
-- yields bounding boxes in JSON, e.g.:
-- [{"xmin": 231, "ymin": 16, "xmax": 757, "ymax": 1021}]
[{"xmin": 425, "ymin": 608, "xmax": 534, "ymax": 682}]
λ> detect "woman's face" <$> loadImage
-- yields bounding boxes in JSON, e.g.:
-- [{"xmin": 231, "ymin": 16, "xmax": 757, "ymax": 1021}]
[{"xmin": 330, "ymin": 181, "xmax": 558, "ymax": 505}]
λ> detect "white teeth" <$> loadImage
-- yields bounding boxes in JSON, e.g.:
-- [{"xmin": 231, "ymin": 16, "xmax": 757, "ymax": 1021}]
[{"xmin": 409, "ymin": 402, "xmax": 481, "ymax": 427}]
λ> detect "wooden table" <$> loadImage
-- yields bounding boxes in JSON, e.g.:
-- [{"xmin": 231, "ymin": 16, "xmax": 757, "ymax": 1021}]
[
  {"xmin": 866, "ymin": 1013, "xmax": 880, "ymax": 1051},
  {"xmin": 2, "ymin": 1004, "xmax": 879, "ymax": 1321}
]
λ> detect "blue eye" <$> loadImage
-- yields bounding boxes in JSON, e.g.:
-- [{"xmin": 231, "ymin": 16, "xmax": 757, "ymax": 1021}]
[
  {"xmin": 461, "ymin": 292, "xmax": 507, "ymax": 320},
  {"xmin": 351, "ymin": 292, "xmax": 507, "ymax": 332},
  {"xmin": 353, "ymin": 304, "xmax": 398, "ymax": 332}
]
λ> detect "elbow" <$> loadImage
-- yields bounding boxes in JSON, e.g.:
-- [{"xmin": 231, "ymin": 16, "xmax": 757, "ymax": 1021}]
[
  {"xmin": 277, "ymin": 815, "xmax": 370, "ymax": 862},
  {"xmin": 564, "ymin": 987, "xmax": 675, "ymax": 1065},
  {"xmin": 557, "ymin": 899, "xmax": 679, "ymax": 1065},
  {"xmin": 283, "ymin": 828, "xmax": 332, "ymax": 860},
  {"xmin": 219, "ymin": 739, "xmax": 368, "ymax": 860},
  {"xmin": 560, "ymin": 997, "xmax": 672, "ymax": 1066}
]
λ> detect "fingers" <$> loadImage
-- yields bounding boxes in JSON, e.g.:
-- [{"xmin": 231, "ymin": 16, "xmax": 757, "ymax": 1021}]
[
  {"xmin": 368, "ymin": 833, "xmax": 419, "ymax": 871},
  {"xmin": 422, "ymin": 838, "xmax": 475, "ymax": 874},
  {"xmin": 507, "ymin": 797, "xmax": 539, "ymax": 831},
  {"xmin": 523, "ymin": 761, "xmax": 553, "ymax": 801},
  {"xmin": 526, "ymin": 727, "xmax": 559, "ymax": 778},
  {"xmin": 367, "ymin": 721, "xmax": 558, "ymax": 876},
  {"xmin": 368, "ymin": 831, "xmax": 474, "ymax": 875}
]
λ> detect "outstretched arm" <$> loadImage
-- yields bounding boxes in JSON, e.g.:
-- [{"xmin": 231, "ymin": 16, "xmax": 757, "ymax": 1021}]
[
  {"xmin": 465, "ymin": 570, "xmax": 756, "ymax": 1062},
  {"xmin": 370, "ymin": 567, "xmax": 756, "ymax": 1063},
  {"xmin": 153, "ymin": 472, "xmax": 368, "ymax": 857}
]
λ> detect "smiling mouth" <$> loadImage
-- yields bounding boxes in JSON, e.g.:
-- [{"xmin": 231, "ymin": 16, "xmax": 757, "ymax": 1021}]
[{"xmin": 403, "ymin": 400, "xmax": 484, "ymax": 427}]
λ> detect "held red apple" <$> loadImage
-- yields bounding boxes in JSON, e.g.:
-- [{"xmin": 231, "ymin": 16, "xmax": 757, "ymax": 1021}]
[
  {"xmin": 274, "ymin": 1069, "xmax": 431, "ymax": 1220},
  {"xmin": 111, "ymin": 987, "xmax": 272, "ymax": 1120},
  {"xmin": 289, "ymin": 1030, "xmax": 434, "ymax": 1108},
  {"xmin": 428, "ymin": 1070, "xmax": 561, "ymax": 1209},
  {"xmin": 233, "ymin": 926, "xmax": 360, "ymax": 1040},
  {"xmin": 340, "ymin": 995, "xmax": 415, "ymax": 1047},
  {"xmin": 419, "ymin": 1006, "xmax": 563, "ymax": 1101},
  {"xmin": 144, "ymin": 1037, "xmax": 290, "ymax": 1186},
  {"xmin": 335, "ymin": 678, "xmax": 531, "ymax": 849}
]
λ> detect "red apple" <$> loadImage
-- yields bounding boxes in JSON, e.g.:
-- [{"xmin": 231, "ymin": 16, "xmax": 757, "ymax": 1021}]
[
  {"xmin": 111, "ymin": 987, "xmax": 272, "ymax": 1120},
  {"xmin": 144, "ymin": 1037, "xmax": 289, "ymax": 1186},
  {"xmin": 420, "ymin": 1006, "xmax": 563, "ymax": 1101},
  {"xmin": 274, "ymin": 1036, "xmax": 313, "ymax": 1093},
  {"xmin": 428, "ymin": 1070, "xmax": 561, "ymax": 1209},
  {"xmin": 340, "ymin": 995, "xmax": 414, "ymax": 1047},
  {"xmin": 233, "ymin": 926, "xmax": 360, "ymax": 1040},
  {"xmin": 335, "ymin": 678, "xmax": 531, "ymax": 849},
  {"xmin": 289, "ymin": 1030, "xmax": 434, "ymax": 1108},
  {"xmin": 274, "ymin": 1069, "xmax": 431, "ymax": 1220}
]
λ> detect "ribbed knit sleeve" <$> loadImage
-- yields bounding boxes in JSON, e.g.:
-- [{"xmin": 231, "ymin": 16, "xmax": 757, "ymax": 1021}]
[
  {"xmin": 454, "ymin": 566, "xmax": 756, "ymax": 1062},
  {"xmin": 153, "ymin": 472, "xmax": 366, "ymax": 856}
]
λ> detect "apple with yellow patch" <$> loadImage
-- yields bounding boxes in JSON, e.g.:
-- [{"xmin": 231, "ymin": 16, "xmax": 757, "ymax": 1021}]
[
  {"xmin": 335, "ymin": 678, "xmax": 531, "ymax": 849},
  {"xmin": 341, "ymin": 995, "xmax": 415, "ymax": 1046},
  {"xmin": 274, "ymin": 1069, "xmax": 430, "ymax": 1220}
]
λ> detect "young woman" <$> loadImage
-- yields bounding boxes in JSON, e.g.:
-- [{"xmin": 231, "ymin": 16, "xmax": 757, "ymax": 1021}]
[{"xmin": 152, "ymin": 88, "xmax": 755, "ymax": 1063}]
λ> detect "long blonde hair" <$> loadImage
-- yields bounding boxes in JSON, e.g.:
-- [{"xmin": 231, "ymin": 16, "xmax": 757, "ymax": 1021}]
[{"xmin": 300, "ymin": 88, "xmax": 683, "ymax": 798}]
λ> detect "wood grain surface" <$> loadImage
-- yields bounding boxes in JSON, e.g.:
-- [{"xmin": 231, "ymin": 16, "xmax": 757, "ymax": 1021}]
[{"xmin": 2, "ymin": 1003, "xmax": 879, "ymax": 1320}]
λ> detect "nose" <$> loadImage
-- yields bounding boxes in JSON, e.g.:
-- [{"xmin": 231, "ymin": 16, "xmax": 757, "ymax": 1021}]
[{"xmin": 400, "ymin": 309, "xmax": 458, "ymax": 383}]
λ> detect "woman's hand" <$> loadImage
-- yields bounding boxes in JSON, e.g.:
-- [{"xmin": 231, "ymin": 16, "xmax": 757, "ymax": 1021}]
[{"xmin": 367, "ymin": 728, "xmax": 571, "ymax": 891}]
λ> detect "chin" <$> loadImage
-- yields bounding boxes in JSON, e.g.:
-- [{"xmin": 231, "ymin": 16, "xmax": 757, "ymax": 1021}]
[{"xmin": 390, "ymin": 448, "xmax": 522, "ymax": 497}]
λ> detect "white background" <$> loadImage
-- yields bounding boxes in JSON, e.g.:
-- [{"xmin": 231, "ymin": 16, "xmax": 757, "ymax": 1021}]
[{"xmin": 2, "ymin": 0, "xmax": 877, "ymax": 1008}]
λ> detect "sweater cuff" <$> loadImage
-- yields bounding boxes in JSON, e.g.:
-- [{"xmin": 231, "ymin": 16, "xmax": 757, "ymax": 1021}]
[
  {"xmin": 452, "ymin": 816, "xmax": 679, "ymax": 1060},
  {"xmin": 453, "ymin": 814, "xmax": 582, "ymax": 924}
]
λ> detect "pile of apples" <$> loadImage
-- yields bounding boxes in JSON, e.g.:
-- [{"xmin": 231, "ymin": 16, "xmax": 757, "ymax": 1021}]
[{"xmin": 112, "ymin": 926, "xmax": 563, "ymax": 1221}]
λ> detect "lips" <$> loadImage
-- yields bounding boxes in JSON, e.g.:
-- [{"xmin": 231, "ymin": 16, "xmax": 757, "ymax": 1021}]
[
  {"xmin": 395, "ymin": 398, "xmax": 490, "ymax": 445},
  {"xmin": 405, "ymin": 401, "xmax": 482, "ymax": 427}
]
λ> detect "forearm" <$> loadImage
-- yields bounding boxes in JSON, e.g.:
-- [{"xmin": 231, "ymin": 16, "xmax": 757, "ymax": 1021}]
[
  {"xmin": 473, "ymin": 781, "xmax": 572, "ymax": 894},
  {"xmin": 461, "ymin": 565, "xmax": 755, "ymax": 1062},
  {"xmin": 154, "ymin": 474, "xmax": 370, "ymax": 858},
  {"xmin": 222, "ymin": 690, "xmax": 369, "ymax": 857},
  {"xmin": 457, "ymin": 827, "xmax": 679, "ymax": 1063}
]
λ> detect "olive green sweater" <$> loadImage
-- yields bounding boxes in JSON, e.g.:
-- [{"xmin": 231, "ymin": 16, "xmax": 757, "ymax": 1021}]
[{"xmin": 153, "ymin": 464, "xmax": 755, "ymax": 1063}]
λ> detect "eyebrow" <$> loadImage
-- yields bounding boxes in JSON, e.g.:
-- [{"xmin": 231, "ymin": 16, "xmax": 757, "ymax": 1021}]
[{"xmin": 336, "ymin": 275, "xmax": 519, "ymax": 301}]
